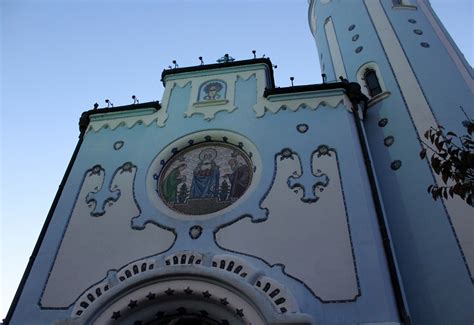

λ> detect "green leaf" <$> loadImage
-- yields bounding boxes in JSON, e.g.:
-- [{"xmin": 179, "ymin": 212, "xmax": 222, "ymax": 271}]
[
  {"xmin": 466, "ymin": 194, "xmax": 473, "ymax": 206},
  {"xmin": 467, "ymin": 122, "xmax": 474, "ymax": 135},
  {"xmin": 420, "ymin": 148, "xmax": 427, "ymax": 159},
  {"xmin": 435, "ymin": 138, "xmax": 443, "ymax": 151},
  {"xmin": 431, "ymin": 157, "xmax": 441, "ymax": 173},
  {"xmin": 442, "ymin": 170, "xmax": 450, "ymax": 184},
  {"xmin": 453, "ymin": 184, "xmax": 462, "ymax": 195}
]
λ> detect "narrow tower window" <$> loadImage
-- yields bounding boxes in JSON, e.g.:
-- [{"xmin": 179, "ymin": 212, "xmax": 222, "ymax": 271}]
[{"xmin": 364, "ymin": 69, "xmax": 382, "ymax": 97}]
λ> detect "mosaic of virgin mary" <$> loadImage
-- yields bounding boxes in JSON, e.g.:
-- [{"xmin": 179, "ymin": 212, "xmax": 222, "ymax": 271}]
[
  {"xmin": 158, "ymin": 143, "xmax": 252, "ymax": 215},
  {"xmin": 190, "ymin": 148, "xmax": 220, "ymax": 199}
]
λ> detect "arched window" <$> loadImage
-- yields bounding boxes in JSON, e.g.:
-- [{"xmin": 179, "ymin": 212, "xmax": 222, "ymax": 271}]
[{"xmin": 364, "ymin": 69, "xmax": 382, "ymax": 97}]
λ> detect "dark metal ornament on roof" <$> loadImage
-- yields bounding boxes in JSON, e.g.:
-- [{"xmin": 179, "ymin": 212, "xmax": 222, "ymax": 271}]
[{"xmin": 216, "ymin": 54, "xmax": 235, "ymax": 63}]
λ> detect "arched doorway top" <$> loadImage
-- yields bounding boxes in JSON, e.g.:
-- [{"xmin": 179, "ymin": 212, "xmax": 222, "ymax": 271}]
[{"xmin": 57, "ymin": 252, "xmax": 313, "ymax": 325}]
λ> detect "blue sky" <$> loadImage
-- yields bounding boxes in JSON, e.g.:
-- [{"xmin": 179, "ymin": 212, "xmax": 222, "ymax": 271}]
[{"xmin": 1, "ymin": 0, "xmax": 472, "ymax": 318}]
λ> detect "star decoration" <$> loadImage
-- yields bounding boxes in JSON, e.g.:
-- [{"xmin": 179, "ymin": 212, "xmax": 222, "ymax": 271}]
[
  {"xmin": 184, "ymin": 287, "xmax": 193, "ymax": 295},
  {"xmin": 128, "ymin": 300, "xmax": 138, "ymax": 308},
  {"xmin": 146, "ymin": 292, "xmax": 156, "ymax": 300},
  {"xmin": 165, "ymin": 288, "xmax": 174, "ymax": 296},
  {"xmin": 220, "ymin": 298, "xmax": 229, "ymax": 306},
  {"xmin": 202, "ymin": 290, "xmax": 212, "ymax": 298},
  {"xmin": 111, "ymin": 311, "xmax": 121, "ymax": 320},
  {"xmin": 236, "ymin": 308, "xmax": 244, "ymax": 317}
]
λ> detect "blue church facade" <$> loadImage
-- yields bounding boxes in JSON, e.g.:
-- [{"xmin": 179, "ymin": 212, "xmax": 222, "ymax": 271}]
[{"xmin": 5, "ymin": 1, "xmax": 473, "ymax": 324}]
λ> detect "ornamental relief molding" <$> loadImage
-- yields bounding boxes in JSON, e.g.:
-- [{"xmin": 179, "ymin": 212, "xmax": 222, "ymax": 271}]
[
  {"xmin": 256, "ymin": 93, "xmax": 352, "ymax": 117},
  {"xmin": 40, "ymin": 163, "xmax": 176, "ymax": 308},
  {"xmin": 62, "ymin": 251, "xmax": 311, "ymax": 325},
  {"xmin": 85, "ymin": 69, "xmax": 352, "ymax": 133},
  {"xmin": 87, "ymin": 106, "xmax": 168, "ymax": 133},
  {"xmin": 216, "ymin": 146, "xmax": 359, "ymax": 302}
]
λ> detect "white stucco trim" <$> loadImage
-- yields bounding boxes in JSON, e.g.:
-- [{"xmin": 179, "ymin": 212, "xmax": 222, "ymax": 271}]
[
  {"xmin": 254, "ymin": 88, "xmax": 352, "ymax": 119},
  {"xmin": 87, "ymin": 106, "xmax": 168, "ymax": 132},
  {"xmin": 367, "ymin": 91, "xmax": 391, "ymax": 107},
  {"xmin": 308, "ymin": 0, "xmax": 317, "ymax": 36},
  {"xmin": 365, "ymin": 0, "xmax": 474, "ymax": 276},
  {"xmin": 417, "ymin": 0, "xmax": 474, "ymax": 92},
  {"xmin": 324, "ymin": 16, "xmax": 347, "ymax": 81}
]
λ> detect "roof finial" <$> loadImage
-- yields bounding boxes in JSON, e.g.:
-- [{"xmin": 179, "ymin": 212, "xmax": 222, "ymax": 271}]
[{"xmin": 216, "ymin": 53, "xmax": 235, "ymax": 63}]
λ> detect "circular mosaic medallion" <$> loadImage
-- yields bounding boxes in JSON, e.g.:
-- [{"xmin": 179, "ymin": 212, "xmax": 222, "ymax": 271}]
[
  {"xmin": 352, "ymin": 34, "xmax": 359, "ymax": 42},
  {"xmin": 158, "ymin": 143, "xmax": 253, "ymax": 215},
  {"xmin": 355, "ymin": 46, "xmax": 363, "ymax": 53},
  {"xmin": 348, "ymin": 24, "xmax": 356, "ymax": 31},
  {"xmin": 420, "ymin": 42, "xmax": 430, "ymax": 48},
  {"xmin": 413, "ymin": 29, "xmax": 423, "ymax": 35},
  {"xmin": 408, "ymin": 18, "xmax": 417, "ymax": 24}
]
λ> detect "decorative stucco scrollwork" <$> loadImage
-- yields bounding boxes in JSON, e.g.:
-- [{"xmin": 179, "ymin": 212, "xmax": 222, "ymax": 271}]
[
  {"xmin": 66, "ymin": 252, "xmax": 313, "ymax": 325},
  {"xmin": 211, "ymin": 254, "xmax": 257, "ymax": 279},
  {"xmin": 165, "ymin": 251, "xmax": 204, "ymax": 266}
]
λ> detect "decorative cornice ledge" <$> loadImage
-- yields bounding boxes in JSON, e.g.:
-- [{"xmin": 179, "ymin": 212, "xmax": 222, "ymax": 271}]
[
  {"xmin": 256, "ymin": 82, "xmax": 366, "ymax": 117},
  {"xmin": 79, "ymin": 101, "xmax": 163, "ymax": 133}
]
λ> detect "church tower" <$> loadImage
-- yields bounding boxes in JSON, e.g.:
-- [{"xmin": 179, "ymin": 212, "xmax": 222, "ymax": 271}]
[{"xmin": 308, "ymin": 0, "xmax": 473, "ymax": 324}]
